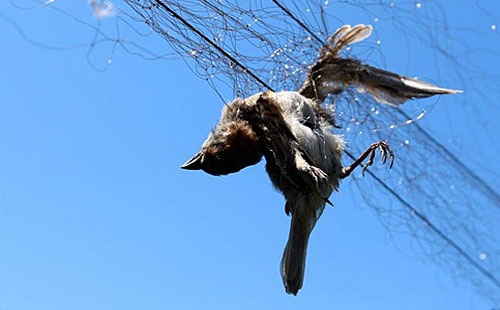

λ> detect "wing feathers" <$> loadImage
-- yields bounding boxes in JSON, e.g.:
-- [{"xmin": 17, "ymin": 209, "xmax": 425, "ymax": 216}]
[
  {"xmin": 300, "ymin": 23, "xmax": 462, "ymax": 105},
  {"xmin": 356, "ymin": 63, "xmax": 462, "ymax": 106}
]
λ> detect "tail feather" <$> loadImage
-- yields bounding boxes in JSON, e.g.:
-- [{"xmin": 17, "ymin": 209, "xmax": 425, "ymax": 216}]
[{"xmin": 281, "ymin": 195, "xmax": 324, "ymax": 295}]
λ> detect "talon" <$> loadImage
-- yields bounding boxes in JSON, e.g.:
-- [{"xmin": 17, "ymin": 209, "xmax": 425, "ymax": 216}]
[
  {"xmin": 382, "ymin": 142, "xmax": 395, "ymax": 169},
  {"xmin": 324, "ymin": 197, "xmax": 334, "ymax": 206},
  {"xmin": 361, "ymin": 164, "xmax": 368, "ymax": 176},
  {"xmin": 340, "ymin": 140, "xmax": 396, "ymax": 179},
  {"xmin": 380, "ymin": 146, "xmax": 387, "ymax": 164},
  {"xmin": 367, "ymin": 141, "xmax": 394, "ymax": 172}
]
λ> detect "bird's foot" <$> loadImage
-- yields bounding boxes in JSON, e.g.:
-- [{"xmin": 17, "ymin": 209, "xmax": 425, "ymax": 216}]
[
  {"xmin": 340, "ymin": 140, "xmax": 394, "ymax": 179},
  {"xmin": 298, "ymin": 162, "xmax": 329, "ymax": 191},
  {"xmin": 361, "ymin": 141, "xmax": 394, "ymax": 176}
]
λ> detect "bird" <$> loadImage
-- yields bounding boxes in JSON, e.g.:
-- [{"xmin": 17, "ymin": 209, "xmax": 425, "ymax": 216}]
[{"xmin": 181, "ymin": 24, "xmax": 461, "ymax": 295}]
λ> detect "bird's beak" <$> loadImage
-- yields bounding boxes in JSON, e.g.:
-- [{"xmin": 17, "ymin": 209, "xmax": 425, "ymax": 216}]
[{"xmin": 181, "ymin": 151, "xmax": 203, "ymax": 170}]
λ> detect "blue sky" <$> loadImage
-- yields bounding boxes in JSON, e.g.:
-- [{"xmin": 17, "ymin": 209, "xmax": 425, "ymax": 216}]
[{"xmin": 1, "ymin": 1, "xmax": 499, "ymax": 309}]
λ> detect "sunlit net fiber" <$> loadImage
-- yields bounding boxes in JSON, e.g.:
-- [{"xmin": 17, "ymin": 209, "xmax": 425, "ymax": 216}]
[
  {"xmin": 123, "ymin": 0, "xmax": 327, "ymax": 97},
  {"xmin": 8, "ymin": 0, "xmax": 500, "ymax": 302},
  {"xmin": 4, "ymin": 0, "xmax": 184, "ymax": 71}
]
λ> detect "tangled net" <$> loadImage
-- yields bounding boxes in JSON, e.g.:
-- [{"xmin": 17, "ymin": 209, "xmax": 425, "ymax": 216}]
[{"xmin": 5, "ymin": 0, "xmax": 500, "ymax": 303}]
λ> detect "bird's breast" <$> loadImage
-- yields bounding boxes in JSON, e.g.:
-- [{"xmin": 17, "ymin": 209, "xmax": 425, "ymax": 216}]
[{"xmin": 273, "ymin": 91, "xmax": 345, "ymax": 179}]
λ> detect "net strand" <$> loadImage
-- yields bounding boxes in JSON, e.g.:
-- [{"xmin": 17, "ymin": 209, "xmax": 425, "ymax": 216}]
[{"xmin": 148, "ymin": 0, "xmax": 500, "ymax": 291}]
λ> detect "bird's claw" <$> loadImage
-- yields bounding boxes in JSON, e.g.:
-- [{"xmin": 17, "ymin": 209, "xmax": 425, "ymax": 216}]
[
  {"xmin": 305, "ymin": 165, "xmax": 330, "ymax": 190},
  {"xmin": 361, "ymin": 141, "xmax": 394, "ymax": 176},
  {"xmin": 305, "ymin": 165, "xmax": 333, "ymax": 206}
]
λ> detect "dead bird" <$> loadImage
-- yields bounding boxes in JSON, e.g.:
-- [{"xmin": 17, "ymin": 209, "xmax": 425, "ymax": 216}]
[{"xmin": 181, "ymin": 24, "xmax": 461, "ymax": 295}]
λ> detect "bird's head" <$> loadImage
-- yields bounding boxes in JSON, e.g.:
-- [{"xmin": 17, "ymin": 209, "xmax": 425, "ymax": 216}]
[{"xmin": 181, "ymin": 100, "xmax": 263, "ymax": 176}]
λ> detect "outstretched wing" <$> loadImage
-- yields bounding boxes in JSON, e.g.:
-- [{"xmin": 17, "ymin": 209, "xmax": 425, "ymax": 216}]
[{"xmin": 300, "ymin": 24, "xmax": 462, "ymax": 105}]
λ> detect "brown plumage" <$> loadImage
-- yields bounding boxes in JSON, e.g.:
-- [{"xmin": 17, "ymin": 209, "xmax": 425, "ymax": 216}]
[{"xmin": 181, "ymin": 24, "xmax": 461, "ymax": 295}]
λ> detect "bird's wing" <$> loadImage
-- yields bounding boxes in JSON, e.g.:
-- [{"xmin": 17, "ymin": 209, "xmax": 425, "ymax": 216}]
[
  {"xmin": 300, "ymin": 58, "xmax": 462, "ymax": 106},
  {"xmin": 354, "ymin": 62, "xmax": 462, "ymax": 106},
  {"xmin": 300, "ymin": 23, "xmax": 462, "ymax": 105},
  {"xmin": 322, "ymin": 24, "xmax": 373, "ymax": 57}
]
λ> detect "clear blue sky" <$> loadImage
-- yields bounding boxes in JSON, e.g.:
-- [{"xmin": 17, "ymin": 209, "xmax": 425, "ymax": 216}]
[{"xmin": 0, "ymin": 1, "xmax": 499, "ymax": 309}]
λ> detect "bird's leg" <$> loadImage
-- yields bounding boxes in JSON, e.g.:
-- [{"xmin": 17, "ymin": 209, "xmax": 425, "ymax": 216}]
[{"xmin": 339, "ymin": 141, "xmax": 394, "ymax": 179}]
